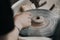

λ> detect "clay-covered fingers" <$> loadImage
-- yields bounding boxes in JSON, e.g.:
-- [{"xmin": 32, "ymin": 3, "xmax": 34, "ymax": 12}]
[
  {"xmin": 20, "ymin": 12, "xmax": 32, "ymax": 27},
  {"xmin": 14, "ymin": 12, "xmax": 32, "ymax": 30},
  {"xmin": 20, "ymin": 5, "xmax": 34, "ymax": 12}
]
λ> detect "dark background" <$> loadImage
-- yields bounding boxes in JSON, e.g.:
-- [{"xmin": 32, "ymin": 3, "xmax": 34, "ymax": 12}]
[{"xmin": 10, "ymin": 0, "xmax": 18, "ymax": 5}]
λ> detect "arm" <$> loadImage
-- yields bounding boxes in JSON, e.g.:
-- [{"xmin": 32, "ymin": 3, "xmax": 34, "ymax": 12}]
[{"xmin": 0, "ymin": 1, "xmax": 31, "ymax": 40}]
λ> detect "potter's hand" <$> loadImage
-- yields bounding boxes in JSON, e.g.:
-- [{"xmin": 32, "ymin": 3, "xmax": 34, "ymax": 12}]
[{"xmin": 14, "ymin": 12, "xmax": 32, "ymax": 30}]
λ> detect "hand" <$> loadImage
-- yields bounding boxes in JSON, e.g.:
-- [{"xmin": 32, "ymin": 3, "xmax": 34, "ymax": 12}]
[{"xmin": 14, "ymin": 12, "xmax": 32, "ymax": 30}]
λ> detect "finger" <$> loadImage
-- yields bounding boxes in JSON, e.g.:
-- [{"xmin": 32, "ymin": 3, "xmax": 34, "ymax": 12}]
[
  {"xmin": 27, "ymin": 19, "xmax": 31, "ymax": 25},
  {"xmin": 28, "ymin": 19, "xmax": 31, "ymax": 22}
]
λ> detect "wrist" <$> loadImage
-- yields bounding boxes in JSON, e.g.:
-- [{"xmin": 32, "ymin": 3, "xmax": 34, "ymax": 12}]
[{"xmin": 15, "ymin": 24, "xmax": 23, "ymax": 31}]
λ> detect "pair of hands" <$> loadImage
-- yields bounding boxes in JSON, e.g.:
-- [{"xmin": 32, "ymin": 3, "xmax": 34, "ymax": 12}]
[{"xmin": 14, "ymin": 12, "xmax": 32, "ymax": 30}]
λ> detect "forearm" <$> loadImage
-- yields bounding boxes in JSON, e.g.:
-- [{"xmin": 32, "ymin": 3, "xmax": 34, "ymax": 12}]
[
  {"xmin": 0, "ymin": 27, "xmax": 19, "ymax": 40},
  {"xmin": 6, "ymin": 27, "xmax": 19, "ymax": 40}
]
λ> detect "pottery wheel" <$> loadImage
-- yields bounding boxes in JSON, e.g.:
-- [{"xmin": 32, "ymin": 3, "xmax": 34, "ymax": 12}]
[{"xmin": 20, "ymin": 9, "xmax": 58, "ymax": 37}]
